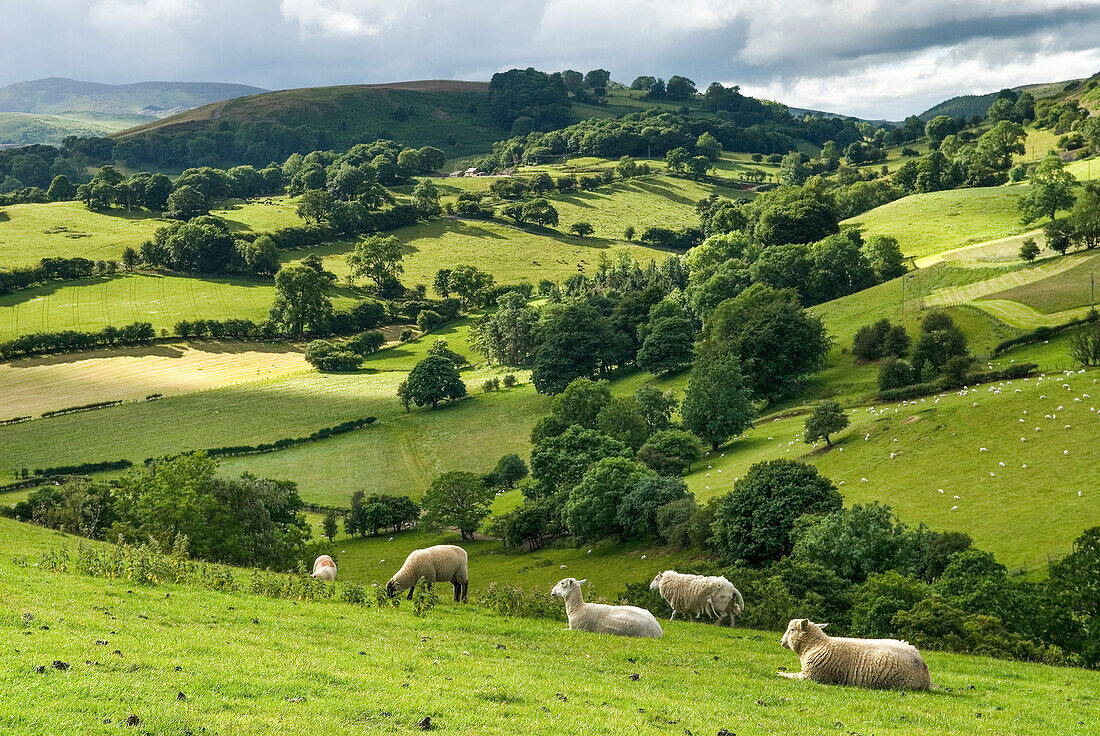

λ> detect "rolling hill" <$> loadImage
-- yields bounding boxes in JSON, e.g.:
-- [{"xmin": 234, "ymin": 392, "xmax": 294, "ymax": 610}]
[
  {"xmin": 917, "ymin": 77, "xmax": 1087, "ymax": 120},
  {"xmin": 0, "ymin": 77, "xmax": 266, "ymax": 118}
]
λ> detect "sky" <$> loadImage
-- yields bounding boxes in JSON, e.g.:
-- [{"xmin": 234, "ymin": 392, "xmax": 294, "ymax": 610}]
[{"xmin": 2, "ymin": 0, "xmax": 1100, "ymax": 119}]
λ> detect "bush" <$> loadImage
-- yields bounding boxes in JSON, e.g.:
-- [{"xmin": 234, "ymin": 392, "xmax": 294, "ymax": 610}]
[
  {"xmin": 0, "ymin": 321, "xmax": 155, "ymax": 359},
  {"xmin": 416, "ymin": 309, "xmax": 445, "ymax": 333},
  {"xmin": 475, "ymin": 582, "xmax": 566, "ymax": 620},
  {"xmin": 503, "ymin": 374, "xmax": 517, "ymax": 387},
  {"xmin": 877, "ymin": 357, "xmax": 914, "ymax": 390},
  {"xmin": 345, "ymin": 330, "xmax": 385, "ymax": 356},
  {"xmin": 304, "ymin": 340, "xmax": 361, "ymax": 372}
]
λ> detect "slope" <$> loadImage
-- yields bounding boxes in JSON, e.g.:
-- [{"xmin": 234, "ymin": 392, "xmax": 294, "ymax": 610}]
[
  {"xmin": 0, "ymin": 77, "xmax": 266, "ymax": 117},
  {"xmin": 2, "ymin": 519, "xmax": 1098, "ymax": 736}
]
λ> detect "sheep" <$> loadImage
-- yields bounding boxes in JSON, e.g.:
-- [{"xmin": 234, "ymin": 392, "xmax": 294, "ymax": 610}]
[
  {"xmin": 649, "ymin": 570, "xmax": 745, "ymax": 627},
  {"xmin": 386, "ymin": 545, "xmax": 468, "ymax": 602},
  {"xmin": 778, "ymin": 619, "xmax": 931, "ymax": 690},
  {"xmin": 551, "ymin": 578, "xmax": 662, "ymax": 638},
  {"xmin": 311, "ymin": 555, "xmax": 337, "ymax": 581}
]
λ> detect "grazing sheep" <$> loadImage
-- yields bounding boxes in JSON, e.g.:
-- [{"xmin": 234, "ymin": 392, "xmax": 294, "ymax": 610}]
[
  {"xmin": 386, "ymin": 545, "xmax": 468, "ymax": 602},
  {"xmin": 311, "ymin": 555, "xmax": 337, "ymax": 581},
  {"xmin": 779, "ymin": 619, "xmax": 931, "ymax": 690},
  {"xmin": 649, "ymin": 570, "xmax": 745, "ymax": 627},
  {"xmin": 551, "ymin": 578, "xmax": 662, "ymax": 638}
]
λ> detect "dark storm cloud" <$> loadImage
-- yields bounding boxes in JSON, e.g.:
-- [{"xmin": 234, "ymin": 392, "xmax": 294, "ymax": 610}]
[{"xmin": 1, "ymin": 0, "xmax": 1098, "ymax": 119}]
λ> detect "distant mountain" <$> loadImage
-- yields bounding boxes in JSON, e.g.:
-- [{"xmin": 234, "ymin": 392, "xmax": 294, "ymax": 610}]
[
  {"xmin": 788, "ymin": 107, "xmax": 897, "ymax": 127},
  {"xmin": 0, "ymin": 78, "xmax": 267, "ymax": 119},
  {"xmin": 0, "ymin": 112, "xmax": 117, "ymax": 147}
]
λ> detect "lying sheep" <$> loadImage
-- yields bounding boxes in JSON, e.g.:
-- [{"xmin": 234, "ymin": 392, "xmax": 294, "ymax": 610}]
[
  {"xmin": 311, "ymin": 555, "xmax": 337, "ymax": 581},
  {"xmin": 649, "ymin": 570, "xmax": 744, "ymax": 627},
  {"xmin": 386, "ymin": 544, "xmax": 468, "ymax": 602},
  {"xmin": 551, "ymin": 578, "xmax": 662, "ymax": 638},
  {"xmin": 779, "ymin": 619, "xmax": 931, "ymax": 690}
]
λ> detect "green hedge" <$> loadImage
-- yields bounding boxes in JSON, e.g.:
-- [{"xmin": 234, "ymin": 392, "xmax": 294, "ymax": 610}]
[
  {"xmin": 0, "ymin": 322, "xmax": 155, "ymax": 359},
  {"xmin": 33, "ymin": 459, "xmax": 133, "ymax": 477},
  {"xmin": 991, "ymin": 312, "xmax": 1099, "ymax": 356},
  {"xmin": 146, "ymin": 416, "xmax": 377, "ymax": 463}
]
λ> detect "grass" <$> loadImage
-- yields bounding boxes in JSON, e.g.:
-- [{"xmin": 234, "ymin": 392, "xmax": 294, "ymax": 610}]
[
  {"xmin": 844, "ymin": 185, "xmax": 1029, "ymax": 259},
  {"xmin": 0, "ymin": 272, "xmax": 362, "ymax": 340},
  {"xmin": 680, "ymin": 365, "xmax": 1100, "ymax": 573},
  {"xmin": 0, "ymin": 198, "xmax": 303, "ymax": 267},
  {"xmin": 284, "ymin": 217, "xmax": 670, "ymax": 289},
  {"xmin": 1, "ymin": 518, "xmax": 1098, "ymax": 736},
  {"xmin": 0, "ymin": 340, "xmax": 309, "ymax": 419},
  {"xmin": 988, "ymin": 251, "xmax": 1100, "ymax": 313}
]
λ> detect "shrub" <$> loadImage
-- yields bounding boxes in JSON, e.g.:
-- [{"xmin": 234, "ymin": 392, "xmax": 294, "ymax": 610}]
[
  {"xmin": 878, "ymin": 357, "xmax": 914, "ymax": 390},
  {"xmin": 345, "ymin": 330, "xmax": 385, "ymax": 356},
  {"xmin": 416, "ymin": 309, "xmax": 445, "ymax": 333},
  {"xmin": 502, "ymin": 374, "xmax": 517, "ymax": 387},
  {"xmin": 304, "ymin": 340, "xmax": 361, "ymax": 371},
  {"xmin": 475, "ymin": 582, "xmax": 566, "ymax": 620}
]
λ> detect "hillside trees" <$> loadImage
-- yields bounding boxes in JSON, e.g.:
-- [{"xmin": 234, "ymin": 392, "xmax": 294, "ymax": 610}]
[
  {"xmin": 910, "ymin": 311, "xmax": 969, "ymax": 375},
  {"xmin": 421, "ymin": 471, "xmax": 494, "ymax": 540},
  {"xmin": 404, "ymin": 353, "xmax": 466, "ymax": 409},
  {"xmin": 681, "ymin": 343, "xmax": 754, "ymax": 450},
  {"xmin": 636, "ymin": 301, "xmax": 695, "ymax": 375},
  {"xmin": 711, "ymin": 459, "xmax": 842, "ymax": 565},
  {"xmin": 1018, "ymin": 153, "xmax": 1077, "ymax": 225},
  {"xmin": 346, "ymin": 234, "xmax": 404, "ymax": 288},
  {"xmin": 109, "ymin": 453, "xmax": 310, "ymax": 569},
  {"xmin": 165, "ymin": 184, "xmax": 208, "ymax": 220},
  {"xmin": 803, "ymin": 400, "xmax": 849, "ymax": 448},
  {"xmin": 473, "ymin": 291, "xmax": 539, "ymax": 366},
  {"xmin": 531, "ymin": 302, "xmax": 618, "ymax": 394},
  {"xmin": 487, "ymin": 67, "xmax": 571, "ymax": 131},
  {"xmin": 269, "ymin": 263, "xmax": 334, "ymax": 336},
  {"xmin": 704, "ymin": 284, "xmax": 831, "ymax": 400}
]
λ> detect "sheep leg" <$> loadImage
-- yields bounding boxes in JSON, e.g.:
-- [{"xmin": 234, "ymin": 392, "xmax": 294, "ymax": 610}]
[
  {"xmin": 713, "ymin": 611, "xmax": 727, "ymax": 626},
  {"xmin": 461, "ymin": 581, "xmax": 468, "ymax": 602},
  {"xmin": 452, "ymin": 579, "xmax": 461, "ymax": 602},
  {"xmin": 406, "ymin": 587, "xmax": 415, "ymax": 601},
  {"xmin": 778, "ymin": 671, "xmax": 806, "ymax": 680},
  {"xmin": 669, "ymin": 610, "xmax": 677, "ymax": 621}
]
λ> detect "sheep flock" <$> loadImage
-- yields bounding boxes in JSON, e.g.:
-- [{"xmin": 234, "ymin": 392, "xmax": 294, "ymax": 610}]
[{"xmin": 318, "ymin": 543, "xmax": 932, "ymax": 691}]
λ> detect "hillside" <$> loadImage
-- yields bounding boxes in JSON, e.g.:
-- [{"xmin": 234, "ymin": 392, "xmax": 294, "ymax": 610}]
[
  {"xmin": 0, "ymin": 113, "xmax": 120, "ymax": 147},
  {"xmin": 917, "ymin": 77, "xmax": 1086, "ymax": 120},
  {"xmin": 2, "ymin": 518, "xmax": 1098, "ymax": 736},
  {"xmin": 0, "ymin": 77, "xmax": 266, "ymax": 117},
  {"xmin": 114, "ymin": 81, "xmax": 500, "ymax": 156}
]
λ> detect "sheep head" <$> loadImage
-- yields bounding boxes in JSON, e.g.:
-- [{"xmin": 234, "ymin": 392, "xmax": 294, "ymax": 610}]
[
  {"xmin": 648, "ymin": 571, "xmax": 667, "ymax": 591},
  {"xmin": 551, "ymin": 578, "xmax": 585, "ymax": 599},
  {"xmin": 781, "ymin": 619, "xmax": 828, "ymax": 651},
  {"xmin": 385, "ymin": 580, "xmax": 397, "ymax": 598}
]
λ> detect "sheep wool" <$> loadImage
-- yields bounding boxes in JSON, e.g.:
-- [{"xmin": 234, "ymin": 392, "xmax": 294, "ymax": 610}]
[
  {"xmin": 650, "ymin": 570, "xmax": 745, "ymax": 627},
  {"xmin": 779, "ymin": 619, "xmax": 931, "ymax": 690},
  {"xmin": 311, "ymin": 555, "xmax": 337, "ymax": 581},
  {"xmin": 552, "ymin": 578, "xmax": 662, "ymax": 638},
  {"xmin": 387, "ymin": 545, "xmax": 469, "ymax": 601}
]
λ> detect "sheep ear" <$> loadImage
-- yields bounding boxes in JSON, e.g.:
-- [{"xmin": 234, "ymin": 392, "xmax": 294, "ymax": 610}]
[
  {"xmin": 798, "ymin": 619, "xmax": 808, "ymax": 631},
  {"xmin": 818, "ymin": 623, "xmax": 829, "ymax": 629},
  {"xmin": 577, "ymin": 579, "xmax": 587, "ymax": 585}
]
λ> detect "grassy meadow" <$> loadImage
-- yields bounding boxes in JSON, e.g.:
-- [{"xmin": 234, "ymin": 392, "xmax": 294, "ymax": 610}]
[
  {"xmin": 0, "ymin": 198, "xmax": 302, "ymax": 267},
  {"xmin": 1, "ymin": 518, "xmax": 1098, "ymax": 736},
  {"xmin": 844, "ymin": 185, "xmax": 1028, "ymax": 258}
]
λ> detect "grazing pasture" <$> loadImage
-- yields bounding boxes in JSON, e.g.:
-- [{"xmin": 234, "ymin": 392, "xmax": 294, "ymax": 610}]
[
  {"xmin": 0, "ymin": 198, "xmax": 303, "ymax": 267},
  {"xmin": 0, "ymin": 518, "xmax": 1097, "ymax": 736},
  {"xmin": 284, "ymin": 218, "xmax": 669, "ymax": 288},
  {"xmin": 987, "ymin": 250, "xmax": 1100, "ymax": 314},
  {"xmin": 0, "ymin": 341, "xmax": 308, "ymax": 418},
  {"xmin": 844, "ymin": 185, "xmax": 1028, "ymax": 259}
]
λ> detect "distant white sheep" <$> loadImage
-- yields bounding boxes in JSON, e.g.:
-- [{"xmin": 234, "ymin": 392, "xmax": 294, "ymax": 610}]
[
  {"xmin": 311, "ymin": 555, "xmax": 337, "ymax": 581},
  {"xmin": 551, "ymin": 578, "xmax": 662, "ymax": 638},
  {"xmin": 650, "ymin": 570, "xmax": 745, "ymax": 627},
  {"xmin": 779, "ymin": 619, "xmax": 931, "ymax": 690},
  {"xmin": 387, "ymin": 544, "xmax": 469, "ymax": 602}
]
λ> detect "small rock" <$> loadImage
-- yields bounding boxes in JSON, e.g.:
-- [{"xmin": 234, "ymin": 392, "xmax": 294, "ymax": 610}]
[
  {"xmin": 51, "ymin": 660, "xmax": 70, "ymax": 671},
  {"xmin": 629, "ymin": 673, "xmax": 640, "ymax": 681},
  {"xmin": 176, "ymin": 692, "xmax": 187, "ymax": 701},
  {"xmin": 125, "ymin": 714, "xmax": 140, "ymax": 727},
  {"xmin": 417, "ymin": 715, "xmax": 433, "ymax": 730},
  {"xmin": 34, "ymin": 665, "xmax": 45, "ymax": 674}
]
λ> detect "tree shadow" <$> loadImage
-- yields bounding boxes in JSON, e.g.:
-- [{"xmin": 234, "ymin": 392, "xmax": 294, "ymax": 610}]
[
  {"xmin": 0, "ymin": 275, "xmax": 115, "ymax": 306},
  {"xmin": 4, "ymin": 338, "xmax": 304, "ymax": 368}
]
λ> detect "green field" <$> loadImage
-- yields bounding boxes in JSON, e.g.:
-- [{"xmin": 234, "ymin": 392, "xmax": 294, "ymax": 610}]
[
  {"xmin": 0, "ymin": 198, "xmax": 303, "ymax": 267},
  {"xmin": 284, "ymin": 217, "xmax": 670, "ymax": 289},
  {"xmin": 0, "ymin": 272, "xmax": 363, "ymax": 340},
  {"xmin": 988, "ymin": 250, "xmax": 1100, "ymax": 313},
  {"xmin": 1, "ymin": 518, "xmax": 1098, "ymax": 736},
  {"xmin": 844, "ymin": 185, "xmax": 1028, "ymax": 259}
]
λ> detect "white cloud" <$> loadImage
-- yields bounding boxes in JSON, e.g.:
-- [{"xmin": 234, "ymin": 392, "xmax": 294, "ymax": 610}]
[
  {"xmin": 279, "ymin": 0, "xmax": 422, "ymax": 37},
  {"xmin": 90, "ymin": 0, "xmax": 203, "ymax": 30}
]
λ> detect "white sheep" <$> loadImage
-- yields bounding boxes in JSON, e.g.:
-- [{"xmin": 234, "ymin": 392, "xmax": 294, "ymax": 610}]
[
  {"xmin": 386, "ymin": 544, "xmax": 469, "ymax": 602},
  {"xmin": 311, "ymin": 555, "xmax": 337, "ymax": 581},
  {"xmin": 551, "ymin": 578, "xmax": 662, "ymax": 638},
  {"xmin": 649, "ymin": 570, "xmax": 745, "ymax": 627},
  {"xmin": 779, "ymin": 619, "xmax": 931, "ymax": 690}
]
